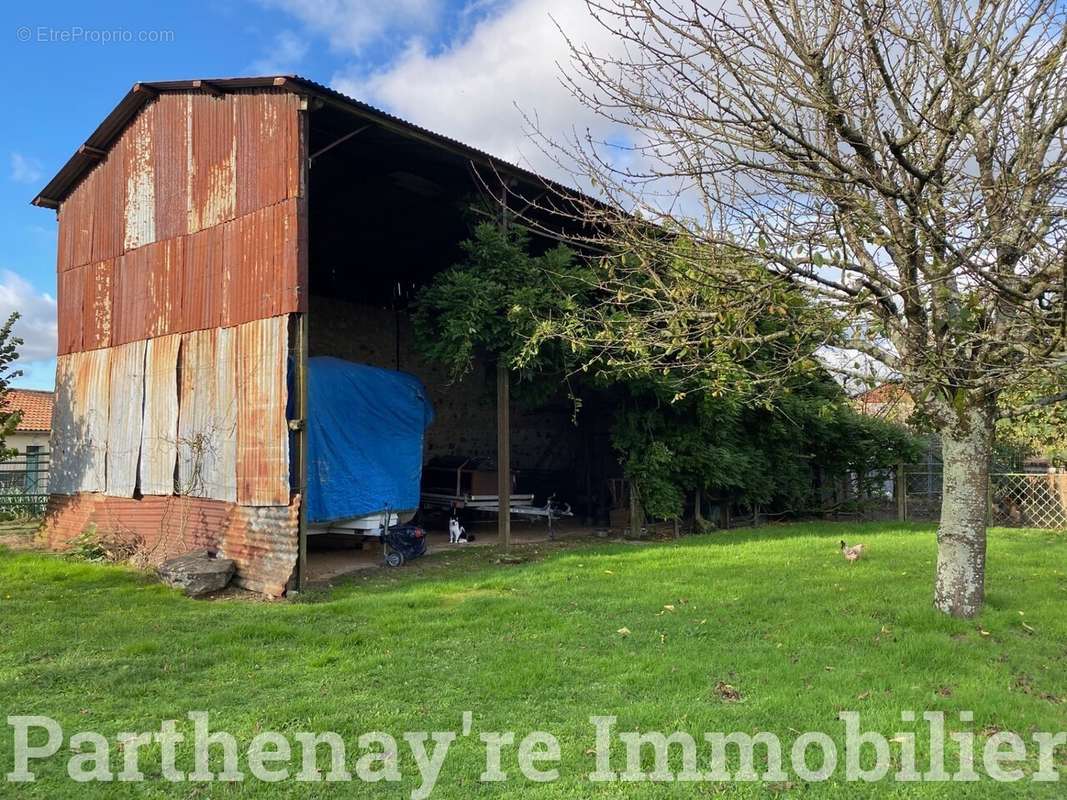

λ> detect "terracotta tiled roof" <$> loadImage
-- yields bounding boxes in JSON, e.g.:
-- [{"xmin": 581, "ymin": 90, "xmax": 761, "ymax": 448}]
[{"xmin": 2, "ymin": 389, "xmax": 54, "ymax": 432}]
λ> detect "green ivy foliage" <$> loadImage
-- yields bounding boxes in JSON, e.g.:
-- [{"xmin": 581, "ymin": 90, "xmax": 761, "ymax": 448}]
[{"xmin": 413, "ymin": 225, "xmax": 920, "ymax": 518}]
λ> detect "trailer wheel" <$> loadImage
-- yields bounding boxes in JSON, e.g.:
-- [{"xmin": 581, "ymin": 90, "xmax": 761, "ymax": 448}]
[{"xmin": 385, "ymin": 552, "xmax": 404, "ymax": 568}]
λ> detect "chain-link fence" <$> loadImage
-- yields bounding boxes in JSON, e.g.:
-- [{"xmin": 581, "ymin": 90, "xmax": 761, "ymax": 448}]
[{"xmin": 902, "ymin": 465, "xmax": 1067, "ymax": 529}]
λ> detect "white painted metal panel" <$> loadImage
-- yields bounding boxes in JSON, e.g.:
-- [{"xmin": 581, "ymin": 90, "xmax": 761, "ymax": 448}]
[
  {"xmin": 178, "ymin": 328, "xmax": 238, "ymax": 502},
  {"xmin": 140, "ymin": 334, "xmax": 180, "ymax": 495},
  {"xmin": 105, "ymin": 340, "xmax": 146, "ymax": 496},
  {"xmin": 50, "ymin": 350, "xmax": 111, "ymax": 494},
  {"xmin": 123, "ymin": 104, "xmax": 156, "ymax": 250},
  {"xmin": 49, "ymin": 355, "xmax": 78, "ymax": 495}
]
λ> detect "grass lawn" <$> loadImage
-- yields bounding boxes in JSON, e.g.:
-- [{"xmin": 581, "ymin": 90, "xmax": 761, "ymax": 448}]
[{"xmin": 1, "ymin": 521, "xmax": 1065, "ymax": 797}]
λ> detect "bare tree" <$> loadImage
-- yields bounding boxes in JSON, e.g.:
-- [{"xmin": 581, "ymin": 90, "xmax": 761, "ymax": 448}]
[{"xmin": 538, "ymin": 0, "xmax": 1067, "ymax": 617}]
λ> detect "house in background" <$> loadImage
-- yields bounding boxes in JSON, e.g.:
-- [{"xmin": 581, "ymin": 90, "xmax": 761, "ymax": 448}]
[
  {"xmin": 0, "ymin": 389, "xmax": 53, "ymax": 510},
  {"xmin": 2, "ymin": 389, "xmax": 53, "ymax": 454}
]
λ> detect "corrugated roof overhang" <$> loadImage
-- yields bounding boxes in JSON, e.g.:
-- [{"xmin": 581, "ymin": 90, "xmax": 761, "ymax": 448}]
[{"xmin": 33, "ymin": 75, "xmax": 575, "ymax": 210}]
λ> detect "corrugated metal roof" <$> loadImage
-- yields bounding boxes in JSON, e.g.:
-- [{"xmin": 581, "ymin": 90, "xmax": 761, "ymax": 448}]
[{"xmin": 33, "ymin": 75, "xmax": 579, "ymax": 210}]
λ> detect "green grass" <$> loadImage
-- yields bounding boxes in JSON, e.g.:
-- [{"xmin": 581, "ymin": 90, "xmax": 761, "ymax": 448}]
[{"xmin": 1, "ymin": 521, "xmax": 1065, "ymax": 797}]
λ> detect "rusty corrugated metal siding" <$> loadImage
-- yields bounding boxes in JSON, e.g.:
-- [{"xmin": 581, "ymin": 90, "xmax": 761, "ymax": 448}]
[
  {"xmin": 105, "ymin": 340, "xmax": 146, "ymax": 496},
  {"xmin": 53, "ymin": 89, "xmax": 307, "ymax": 354},
  {"xmin": 235, "ymin": 315, "xmax": 290, "ymax": 506},
  {"xmin": 221, "ymin": 498, "xmax": 300, "ymax": 595},
  {"xmin": 112, "ymin": 246, "xmax": 150, "ymax": 346},
  {"xmin": 45, "ymin": 86, "xmax": 306, "ymax": 593},
  {"xmin": 140, "ymin": 334, "xmax": 181, "ymax": 495},
  {"xmin": 57, "ymin": 267, "xmax": 84, "ymax": 356},
  {"xmin": 189, "ymin": 92, "xmax": 237, "ymax": 232},
  {"xmin": 178, "ymin": 327, "xmax": 238, "ymax": 502},
  {"xmin": 123, "ymin": 101, "xmax": 156, "ymax": 251},
  {"xmin": 153, "ymin": 94, "xmax": 189, "ymax": 242},
  {"xmin": 51, "ymin": 350, "xmax": 111, "ymax": 493},
  {"xmin": 84, "ymin": 259, "xmax": 113, "ymax": 350}
]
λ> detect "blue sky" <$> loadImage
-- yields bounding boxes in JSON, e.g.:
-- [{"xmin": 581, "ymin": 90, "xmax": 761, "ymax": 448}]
[{"xmin": 3, "ymin": 0, "xmax": 607, "ymax": 389}]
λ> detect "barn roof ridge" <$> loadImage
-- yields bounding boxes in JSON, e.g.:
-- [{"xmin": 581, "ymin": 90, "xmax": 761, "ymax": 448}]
[{"xmin": 33, "ymin": 75, "xmax": 576, "ymax": 210}]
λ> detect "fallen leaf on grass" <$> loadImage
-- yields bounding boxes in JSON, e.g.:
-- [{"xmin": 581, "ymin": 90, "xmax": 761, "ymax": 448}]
[
  {"xmin": 857, "ymin": 690, "xmax": 871, "ymax": 701},
  {"xmin": 663, "ymin": 604, "xmax": 676, "ymax": 612},
  {"xmin": 617, "ymin": 627, "xmax": 631, "ymax": 637},
  {"xmin": 979, "ymin": 629, "xmax": 991, "ymax": 637},
  {"xmin": 1022, "ymin": 622, "xmax": 1035, "ymax": 634}
]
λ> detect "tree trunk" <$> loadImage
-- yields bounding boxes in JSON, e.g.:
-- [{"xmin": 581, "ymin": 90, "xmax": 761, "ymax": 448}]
[{"xmin": 934, "ymin": 405, "xmax": 995, "ymax": 618}]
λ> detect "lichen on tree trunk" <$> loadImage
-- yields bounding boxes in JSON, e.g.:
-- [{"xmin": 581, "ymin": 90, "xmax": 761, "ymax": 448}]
[{"xmin": 934, "ymin": 404, "xmax": 995, "ymax": 618}]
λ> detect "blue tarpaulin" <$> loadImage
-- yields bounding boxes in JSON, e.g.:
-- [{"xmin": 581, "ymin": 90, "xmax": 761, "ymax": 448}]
[{"xmin": 305, "ymin": 357, "xmax": 434, "ymax": 524}]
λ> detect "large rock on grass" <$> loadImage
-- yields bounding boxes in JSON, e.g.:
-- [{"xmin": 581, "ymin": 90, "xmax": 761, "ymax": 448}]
[{"xmin": 159, "ymin": 550, "xmax": 235, "ymax": 597}]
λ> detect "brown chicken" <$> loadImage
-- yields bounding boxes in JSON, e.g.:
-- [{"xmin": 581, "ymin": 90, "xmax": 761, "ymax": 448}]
[{"xmin": 840, "ymin": 540, "xmax": 865, "ymax": 563}]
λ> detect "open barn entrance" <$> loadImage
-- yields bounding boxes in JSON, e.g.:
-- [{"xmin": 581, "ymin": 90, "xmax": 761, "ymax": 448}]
[{"xmin": 301, "ymin": 101, "xmax": 618, "ymax": 581}]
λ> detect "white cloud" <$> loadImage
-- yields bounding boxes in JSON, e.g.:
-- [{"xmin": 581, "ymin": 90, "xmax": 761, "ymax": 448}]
[
  {"xmin": 248, "ymin": 29, "xmax": 310, "ymax": 74},
  {"xmin": 10, "ymin": 153, "xmax": 43, "ymax": 185},
  {"xmin": 0, "ymin": 271, "xmax": 57, "ymax": 364},
  {"xmin": 330, "ymin": 0, "xmax": 626, "ymax": 179},
  {"xmin": 259, "ymin": 0, "xmax": 444, "ymax": 51}
]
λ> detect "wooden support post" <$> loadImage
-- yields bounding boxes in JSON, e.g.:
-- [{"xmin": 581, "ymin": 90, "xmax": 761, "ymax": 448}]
[
  {"xmin": 896, "ymin": 462, "xmax": 906, "ymax": 521},
  {"xmin": 629, "ymin": 481, "xmax": 641, "ymax": 539},
  {"xmin": 497, "ymin": 362, "xmax": 511, "ymax": 552}
]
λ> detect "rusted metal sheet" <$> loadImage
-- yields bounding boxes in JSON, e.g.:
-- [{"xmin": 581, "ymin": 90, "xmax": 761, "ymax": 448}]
[
  {"xmin": 55, "ymin": 89, "xmax": 306, "ymax": 355},
  {"xmin": 153, "ymin": 94, "xmax": 191, "ymax": 241},
  {"xmin": 92, "ymin": 142, "xmax": 125, "ymax": 264},
  {"xmin": 145, "ymin": 237, "xmax": 183, "ymax": 338},
  {"xmin": 56, "ymin": 201, "xmax": 74, "ymax": 273},
  {"xmin": 140, "ymin": 333, "xmax": 180, "ymax": 495},
  {"xmin": 49, "ymin": 355, "xmax": 77, "ymax": 494},
  {"xmin": 52, "ymin": 350, "xmax": 110, "ymax": 493},
  {"xmin": 221, "ymin": 496, "xmax": 299, "ymax": 596},
  {"xmin": 123, "ymin": 102, "xmax": 157, "ymax": 251},
  {"xmin": 83, "ymin": 259, "xmax": 113, "ymax": 350},
  {"xmin": 235, "ymin": 316, "xmax": 290, "ymax": 506},
  {"xmin": 105, "ymin": 340, "xmax": 146, "ymax": 496},
  {"xmin": 222, "ymin": 199, "xmax": 303, "ymax": 326},
  {"xmin": 42, "ymin": 492, "xmax": 298, "ymax": 596},
  {"xmin": 181, "ymin": 223, "xmax": 224, "ymax": 332},
  {"xmin": 56, "ymin": 266, "xmax": 85, "ymax": 356},
  {"xmin": 178, "ymin": 328, "xmax": 237, "ymax": 502},
  {"xmin": 189, "ymin": 93, "xmax": 236, "ymax": 233},
  {"xmin": 236, "ymin": 91, "xmax": 301, "ymax": 216},
  {"xmin": 112, "ymin": 247, "xmax": 149, "ymax": 346},
  {"xmin": 77, "ymin": 348, "xmax": 112, "ymax": 492}
]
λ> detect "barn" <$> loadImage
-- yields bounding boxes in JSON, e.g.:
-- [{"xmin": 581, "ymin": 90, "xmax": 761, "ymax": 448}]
[{"xmin": 34, "ymin": 76, "xmax": 617, "ymax": 595}]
